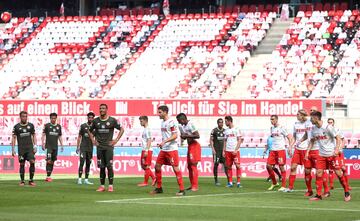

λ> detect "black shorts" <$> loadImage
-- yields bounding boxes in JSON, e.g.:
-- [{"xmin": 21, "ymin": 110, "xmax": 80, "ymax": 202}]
[
  {"xmin": 213, "ymin": 154, "xmax": 225, "ymax": 164},
  {"xmin": 80, "ymin": 151, "xmax": 93, "ymax": 161},
  {"xmin": 18, "ymin": 151, "xmax": 35, "ymax": 163},
  {"xmin": 46, "ymin": 148, "xmax": 58, "ymax": 162},
  {"xmin": 97, "ymin": 148, "xmax": 113, "ymax": 168}
]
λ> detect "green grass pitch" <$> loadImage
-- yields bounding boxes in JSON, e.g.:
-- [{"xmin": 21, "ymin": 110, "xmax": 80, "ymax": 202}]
[{"xmin": 0, "ymin": 175, "xmax": 359, "ymax": 221}]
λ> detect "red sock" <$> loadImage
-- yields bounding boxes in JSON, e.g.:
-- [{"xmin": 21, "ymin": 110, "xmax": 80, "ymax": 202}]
[
  {"xmin": 305, "ymin": 174, "xmax": 312, "ymax": 192},
  {"xmin": 266, "ymin": 167, "xmax": 277, "ymax": 185},
  {"xmin": 227, "ymin": 166, "xmax": 233, "ymax": 183},
  {"xmin": 329, "ymin": 170, "xmax": 335, "ymax": 188},
  {"xmin": 144, "ymin": 168, "xmax": 155, "ymax": 183},
  {"xmin": 316, "ymin": 175, "xmax": 323, "ymax": 196},
  {"xmin": 343, "ymin": 170, "xmax": 350, "ymax": 189},
  {"xmin": 149, "ymin": 168, "xmax": 155, "ymax": 180},
  {"xmin": 155, "ymin": 169, "xmax": 162, "ymax": 188},
  {"xmin": 288, "ymin": 174, "xmax": 296, "ymax": 190},
  {"xmin": 236, "ymin": 167, "xmax": 241, "ymax": 183},
  {"xmin": 281, "ymin": 171, "xmax": 286, "ymax": 187},
  {"xmin": 191, "ymin": 165, "xmax": 198, "ymax": 189},
  {"xmin": 174, "ymin": 169, "xmax": 184, "ymax": 191},
  {"xmin": 338, "ymin": 175, "xmax": 349, "ymax": 192},
  {"xmin": 322, "ymin": 172, "xmax": 329, "ymax": 193},
  {"xmin": 188, "ymin": 164, "xmax": 193, "ymax": 187}
]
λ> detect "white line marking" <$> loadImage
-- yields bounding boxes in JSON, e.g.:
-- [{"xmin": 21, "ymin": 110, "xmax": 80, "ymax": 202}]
[{"xmin": 115, "ymin": 201, "xmax": 360, "ymax": 213}]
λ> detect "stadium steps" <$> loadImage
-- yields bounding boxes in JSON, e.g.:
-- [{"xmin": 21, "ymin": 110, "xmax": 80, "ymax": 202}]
[
  {"xmin": 222, "ymin": 54, "xmax": 269, "ymax": 98},
  {"xmin": 254, "ymin": 19, "xmax": 292, "ymax": 54}
]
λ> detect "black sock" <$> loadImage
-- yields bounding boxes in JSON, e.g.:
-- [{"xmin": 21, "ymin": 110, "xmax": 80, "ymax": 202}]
[
  {"xmin": 100, "ymin": 167, "xmax": 106, "ymax": 185},
  {"xmin": 85, "ymin": 160, "xmax": 91, "ymax": 179},
  {"xmin": 78, "ymin": 158, "xmax": 85, "ymax": 178},
  {"xmin": 29, "ymin": 163, "xmax": 35, "ymax": 181},
  {"xmin": 46, "ymin": 162, "xmax": 53, "ymax": 177},
  {"xmin": 213, "ymin": 163, "xmax": 219, "ymax": 182},
  {"xmin": 223, "ymin": 163, "xmax": 229, "ymax": 180},
  {"xmin": 20, "ymin": 164, "xmax": 25, "ymax": 182},
  {"xmin": 107, "ymin": 167, "xmax": 114, "ymax": 185},
  {"xmin": 273, "ymin": 167, "xmax": 281, "ymax": 179}
]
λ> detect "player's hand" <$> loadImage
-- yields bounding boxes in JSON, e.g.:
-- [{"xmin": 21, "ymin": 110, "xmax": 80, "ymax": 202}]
[
  {"xmin": 158, "ymin": 141, "xmax": 165, "ymax": 149},
  {"xmin": 33, "ymin": 145, "xmax": 37, "ymax": 154},
  {"xmin": 334, "ymin": 148, "xmax": 339, "ymax": 156},
  {"xmin": 11, "ymin": 149, "xmax": 16, "ymax": 157},
  {"xmin": 287, "ymin": 148, "xmax": 292, "ymax": 158},
  {"xmin": 144, "ymin": 151, "xmax": 148, "ymax": 157},
  {"xmin": 42, "ymin": 144, "xmax": 45, "ymax": 151},
  {"xmin": 109, "ymin": 140, "xmax": 117, "ymax": 147},
  {"xmin": 93, "ymin": 140, "xmax": 99, "ymax": 146},
  {"xmin": 61, "ymin": 146, "xmax": 64, "ymax": 152},
  {"xmin": 305, "ymin": 151, "xmax": 309, "ymax": 160},
  {"xmin": 262, "ymin": 151, "xmax": 266, "ymax": 159},
  {"xmin": 76, "ymin": 148, "xmax": 80, "ymax": 154},
  {"xmin": 222, "ymin": 151, "xmax": 225, "ymax": 157},
  {"xmin": 211, "ymin": 149, "xmax": 216, "ymax": 155}
]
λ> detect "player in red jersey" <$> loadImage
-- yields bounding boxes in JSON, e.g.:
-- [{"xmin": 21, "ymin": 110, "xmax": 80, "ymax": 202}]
[
  {"xmin": 177, "ymin": 113, "xmax": 201, "ymax": 192},
  {"xmin": 327, "ymin": 118, "xmax": 351, "ymax": 191},
  {"xmin": 306, "ymin": 111, "xmax": 350, "ymax": 201},
  {"xmin": 137, "ymin": 116, "xmax": 156, "ymax": 187},
  {"xmin": 223, "ymin": 116, "xmax": 243, "ymax": 188},
  {"xmin": 266, "ymin": 115, "xmax": 294, "ymax": 191},
  {"xmin": 151, "ymin": 105, "xmax": 185, "ymax": 196}
]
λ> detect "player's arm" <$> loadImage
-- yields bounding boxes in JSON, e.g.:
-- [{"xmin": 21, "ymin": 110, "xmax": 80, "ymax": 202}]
[
  {"xmin": 334, "ymin": 135, "xmax": 342, "ymax": 156},
  {"xmin": 159, "ymin": 126, "xmax": 178, "ymax": 148},
  {"xmin": 110, "ymin": 126, "xmax": 124, "ymax": 147},
  {"xmin": 58, "ymin": 126, "xmax": 64, "ymax": 152},
  {"xmin": 31, "ymin": 132, "xmax": 37, "ymax": 154},
  {"xmin": 222, "ymin": 136, "xmax": 227, "ymax": 157},
  {"xmin": 262, "ymin": 144, "xmax": 269, "ymax": 159},
  {"xmin": 76, "ymin": 133, "xmax": 82, "ymax": 154},
  {"xmin": 235, "ymin": 130, "xmax": 242, "ymax": 153},
  {"xmin": 210, "ymin": 129, "xmax": 216, "ymax": 155},
  {"xmin": 11, "ymin": 134, "xmax": 16, "ymax": 157},
  {"xmin": 181, "ymin": 131, "xmax": 200, "ymax": 139},
  {"xmin": 305, "ymin": 138, "xmax": 314, "ymax": 160},
  {"xmin": 41, "ymin": 126, "xmax": 46, "ymax": 151}
]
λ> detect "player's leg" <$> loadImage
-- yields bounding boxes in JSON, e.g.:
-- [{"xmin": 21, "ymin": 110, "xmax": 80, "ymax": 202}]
[
  {"xmin": 171, "ymin": 151, "xmax": 185, "ymax": 195},
  {"xmin": 310, "ymin": 156, "xmax": 325, "ymax": 200},
  {"xmin": 272, "ymin": 166, "xmax": 282, "ymax": 181},
  {"xmin": 342, "ymin": 165, "xmax": 351, "ymax": 190},
  {"xmin": 225, "ymin": 152, "xmax": 233, "ymax": 187},
  {"xmin": 234, "ymin": 152, "xmax": 241, "ymax": 187},
  {"xmin": 328, "ymin": 169, "xmax": 335, "ymax": 189},
  {"xmin": 220, "ymin": 156, "xmax": 229, "ymax": 182},
  {"xmin": 18, "ymin": 154, "xmax": 25, "ymax": 185},
  {"xmin": 187, "ymin": 151, "xmax": 194, "ymax": 190},
  {"xmin": 78, "ymin": 152, "xmax": 85, "ymax": 184},
  {"xmin": 278, "ymin": 150, "xmax": 287, "ymax": 191},
  {"xmin": 188, "ymin": 142, "xmax": 200, "ymax": 191},
  {"xmin": 28, "ymin": 152, "xmax": 36, "ymax": 186},
  {"xmin": 105, "ymin": 149, "xmax": 114, "ymax": 192},
  {"xmin": 96, "ymin": 149, "xmax": 106, "ymax": 192},
  {"xmin": 138, "ymin": 151, "xmax": 149, "ymax": 186},
  {"xmin": 266, "ymin": 151, "xmax": 278, "ymax": 190},
  {"xmin": 151, "ymin": 151, "xmax": 165, "ymax": 193},
  {"xmin": 304, "ymin": 168, "xmax": 313, "ymax": 196},
  {"xmin": 322, "ymin": 170, "xmax": 330, "ymax": 197},
  {"xmin": 45, "ymin": 149, "xmax": 55, "ymax": 182},
  {"xmin": 84, "ymin": 152, "xmax": 93, "ymax": 185},
  {"xmin": 333, "ymin": 157, "xmax": 351, "ymax": 201},
  {"xmin": 287, "ymin": 149, "xmax": 300, "ymax": 191},
  {"xmin": 213, "ymin": 154, "xmax": 220, "ymax": 185}
]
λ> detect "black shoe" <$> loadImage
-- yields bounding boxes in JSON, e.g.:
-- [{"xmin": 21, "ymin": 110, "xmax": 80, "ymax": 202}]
[
  {"xmin": 150, "ymin": 187, "xmax": 163, "ymax": 194},
  {"xmin": 310, "ymin": 194, "xmax": 322, "ymax": 201},
  {"xmin": 266, "ymin": 177, "xmax": 271, "ymax": 182},
  {"xmin": 186, "ymin": 186, "xmax": 192, "ymax": 191},
  {"xmin": 176, "ymin": 190, "xmax": 186, "ymax": 196}
]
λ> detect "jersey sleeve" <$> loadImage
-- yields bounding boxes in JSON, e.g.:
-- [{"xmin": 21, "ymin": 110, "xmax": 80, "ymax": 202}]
[
  {"xmin": 327, "ymin": 125, "xmax": 338, "ymax": 138},
  {"xmin": 189, "ymin": 122, "xmax": 197, "ymax": 133},
  {"xmin": 12, "ymin": 125, "xmax": 17, "ymax": 136},
  {"xmin": 30, "ymin": 124, "xmax": 35, "ymax": 135},
  {"xmin": 210, "ymin": 129, "xmax": 215, "ymax": 137},
  {"xmin": 78, "ymin": 125, "xmax": 83, "ymax": 136},
  {"xmin": 42, "ymin": 124, "xmax": 47, "ymax": 134},
  {"xmin": 114, "ymin": 118, "xmax": 122, "ymax": 130},
  {"xmin": 145, "ymin": 129, "xmax": 152, "ymax": 140},
  {"xmin": 58, "ymin": 125, "xmax": 62, "ymax": 136},
  {"xmin": 169, "ymin": 120, "xmax": 177, "ymax": 134},
  {"xmin": 237, "ymin": 128, "xmax": 242, "ymax": 138},
  {"xmin": 281, "ymin": 127, "xmax": 289, "ymax": 137}
]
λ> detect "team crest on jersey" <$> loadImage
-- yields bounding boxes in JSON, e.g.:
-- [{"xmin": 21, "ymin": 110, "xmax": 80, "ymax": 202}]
[
  {"xmin": 53, "ymin": 128, "xmax": 56, "ymax": 132},
  {"xmin": 85, "ymin": 127, "xmax": 88, "ymax": 130},
  {"xmin": 22, "ymin": 129, "xmax": 26, "ymax": 132},
  {"xmin": 56, "ymin": 127, "xmax": 59, "ymax": 130},
  {"xmin": 101, "ymin": 125, "xmax": 105, "ymax": 129},
  {"xmin": 27, "ymin": 126, "xmax": 30, "ymax": 129}
]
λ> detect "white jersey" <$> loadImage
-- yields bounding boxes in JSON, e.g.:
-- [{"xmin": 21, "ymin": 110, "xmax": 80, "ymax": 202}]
[
  {"xmin": 179, "ymin": 121, "xmax": 198, "ymax": 144},
  {"xmin": 310, "ymin": 123, "xmax": 338, "ymax": 157},
  {"xmin": 160, "ymin": 118, "xmax": 178, "ymax": 152},
  {"xmin": 224, "ymin": 127, "xmax": 242, "ymax": 152},
  {"xmin": 270, "ymin": 125, "xmax": 289, "ymax": 151},
  {"xmin": 141, "ymin": 127, "xmax": 152, "ymax": 151},
  {"xmin": 293, "ymin": 120, "xmax": 312, "ymax": 150},
  {"xmin": 307, "ymin": 119, "xmax": 319, "ymax": 150}
]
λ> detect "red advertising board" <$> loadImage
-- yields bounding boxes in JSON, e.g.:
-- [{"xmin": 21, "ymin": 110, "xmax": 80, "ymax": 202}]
[
  {"xmin": 0, "ymin": 99, "xmax": 322, "ymax": 117},
  {"xmin": 1, "ymin": 156, "xmax": 359, "ymax": 179}
]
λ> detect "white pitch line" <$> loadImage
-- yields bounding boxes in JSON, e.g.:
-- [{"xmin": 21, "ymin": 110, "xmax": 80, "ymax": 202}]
[
  {"xmin": 116, "ymin": 201, "xmax": 360, "ymax": 213},
  {"xmin": 96, "ymin": 191, "xmax": 278, "ymax": 203}
]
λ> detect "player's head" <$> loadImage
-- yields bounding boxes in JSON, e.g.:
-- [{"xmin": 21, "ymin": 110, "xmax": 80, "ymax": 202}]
[
  {"xmin": 139, "ymin": 116, "xmax": 148, "ymax": 127},
  {"xmin": 297, "ymin": 109, "xmax": 308, "ymax": 122},
  {"xmin": 87, "ymin": 112, "xmax": 95, "ymax": 124},
  {"xmin": 217, "ymin": 118, "xmax": 223, "ymax": 129},
  {"xmin": 270, "ymin": 115, "xmax": 278, "ymax": 126},
  {"xmin": 19, "ymin": 111, "xmax": 28, "ymax": 124},
  {"xmin": 49, "ymin": 113, "xmax": 57, "ymax": 124},
  {"xmin": 310, "ymin": 111, "xmax": 322, "ymax": 124},
  {"xmin": 327, "ymin": 118, "xmax": 335, "ymax": 126},
  {"xmin": 157, "ymin": 105, "xmax": 169, "ymax": 120},
  {"xmin": 309, "ymin": 106, "xmax": 318, "ymax": 113},
  {"xmin": 99, "ymin": 104, "xmax": 108, "ymax": 117},
  {"xmin": 224, "ymin": 116, "xmax": 233, "ymax": 127},
  {"xmin": 176, "ymin": 113, "xmax": 187, "ymax": 125}
]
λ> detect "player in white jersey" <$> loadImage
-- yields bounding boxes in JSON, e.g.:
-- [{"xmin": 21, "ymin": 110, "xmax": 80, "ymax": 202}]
[
  {"xmin": 285, "ymin": 110, "xmax": 312, "ymax": 192},
  {"xmin": 137, "ymin": 116, "xmax": 156, "ymax": 187},
  {"xmin": 151, "ymin": 105, "xmax": 185, "ymax": 196},
  {"xmin": 266, "ymin": 115, "xmax": 294, "ymax": 191},
  {"xmin": 327, "ymin": 118, "xmax": 351, "ymax": 191},
  {"xmin": 223, "ymin": 116, "xmax": 243, "ymax": 188},
  {"xmin": 306, "ymin": 111, "xmax": 350, "ymax": 201},
  {"xmin": 177, "ymin": 113, "xmax": 201, "ymax": 192}
]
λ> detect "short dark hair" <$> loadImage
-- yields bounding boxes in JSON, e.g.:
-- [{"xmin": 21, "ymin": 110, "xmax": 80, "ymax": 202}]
[
  {"xmin": 327, "ymin": 118, "xmax": 334, "ymax": 123},
  {"xmin": 19, "ymin": 111, "xmax": 27, "ymax": 117},
  {"xmin": 100, "ymin": 104, "xmax": 108, "ymax": 109},
  {"xmin": 310, "ymin": 111, "xmax": 322, "ymax": 120},
  {"xmin": 270, "ymin": 115, "xmax": 278, "ymax": 120},
  {"xmin": 50, "ymin": 113, "xmax": 57, "ymax": 118},
  {"xmin": 225, "ymin": 116, "xmax": 233, "ymax": 122},
  {"xmin": 87, "ymin": 112, "xmax": 95, "ymax": 118},
  {"xmin": 139, "ymin": 116, "xmax": 148, "ymax": 121},
  {"xmin": 217, "ymin": 118, "xmax": 223, "ymax": 123},
  {"xmin": 176, "ymin": 113, "xmax": 187, "ymax": 120},
  {"xmin": 157, "ymin": 105, "xmax": 169, "ymax": 113}
]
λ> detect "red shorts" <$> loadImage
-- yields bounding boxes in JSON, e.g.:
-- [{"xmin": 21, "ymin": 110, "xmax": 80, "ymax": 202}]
[
  {"xmin": 141, "ymin": 150, "xmax": 153, "ymax": 166},
  {"xmin": 304, "ymin": 150, "xmax": 319, "ymax": 169},
  {"xmin": 187, "ymin": 141, "xmax": 201, "ymax": 164},
  {"xmin": 316, "ymin": 155, "xmax": 343, "ymax": 170},
  {"xmin": 267, "ymin": 150, "xmax": 286, "ymax": 165},
  {"xmin": 338, "ymin": 152, "xmax": 345, "ymax": 168},
  {"xmin": 156, "ymin": 150, "xmax": 179, "ymax": 167},
  {"xmin": 225, "ymin": 151, "xmax": 240, "ymax": 167},
  {"xmin": 291, "ymin": 149, "xmax": 306, "ymax": 165}
]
